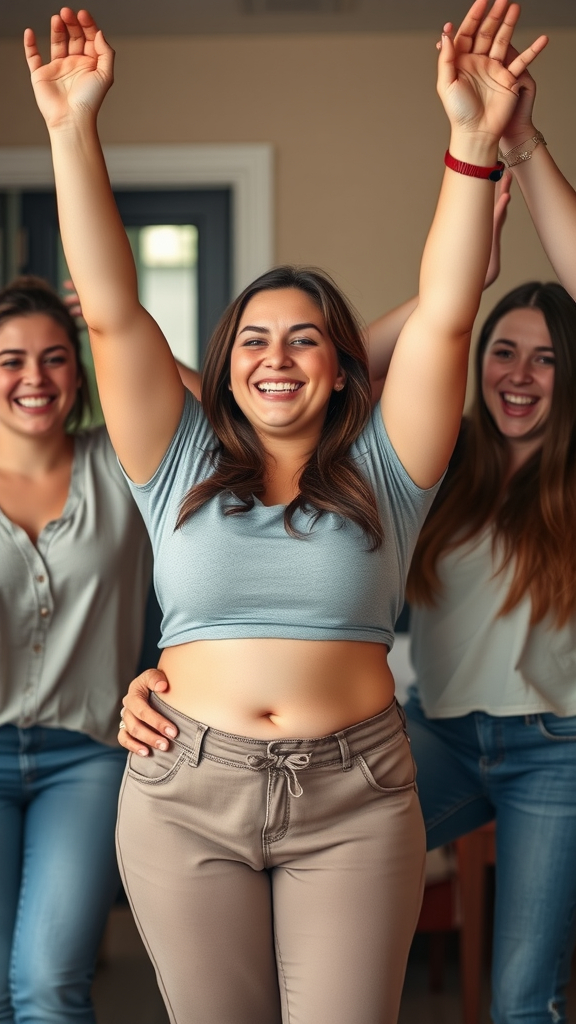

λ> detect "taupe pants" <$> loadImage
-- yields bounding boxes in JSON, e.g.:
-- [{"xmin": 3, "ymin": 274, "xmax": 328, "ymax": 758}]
[{"xmin": 116, "ymin": 696, "xmax": 425, "ymax": 1024}]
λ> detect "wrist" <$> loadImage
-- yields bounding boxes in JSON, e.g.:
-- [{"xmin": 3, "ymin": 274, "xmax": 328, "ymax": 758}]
[
  {"xmin": 47, "ymin": 116, "xmax": 101, "ymax": 154},
  {"xmin": 498, "ymin": 121, "xmax": 532, "ymax": 148},
  {"xmin": 499, "ymin": 124, "xmax": 537, "ymax": 153},
  {"xmin": 448, "ymin": 132, "xmax": 499, "ymax": 168},
  {"xmin": 444, "ymin": 150, "xmax": 504, "ymax": 182},
  {"xmin": 46, "ymin": 108, "xmax": 100, "ymax": 137},
  {"xmin": 499, "ymin": 130, "xmax": 546, "ymax": 169}
]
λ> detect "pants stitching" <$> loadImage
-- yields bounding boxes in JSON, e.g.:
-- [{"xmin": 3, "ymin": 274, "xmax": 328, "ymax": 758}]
[
  {"xmin": 274, "ymin": 916, "xmax": 293, "ymax": 1024},
  {"xmin": 263, "ymin": 771, "xmax": 291, "ymax": 857},
  {"xmin": 116, "ymin": 777, "xmax": 180, "ymax": 1024}
]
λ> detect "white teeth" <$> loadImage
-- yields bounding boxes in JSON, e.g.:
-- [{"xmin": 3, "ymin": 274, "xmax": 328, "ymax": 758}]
[
  {"xmin": 16, "ymin": 396, "xmax": 54, "ymax": 408},
  {"xmin": 256, "ymin": 382, "xmax": 301, "ymax": 393},
  {"xmin": 502, "ymin": 393, "xmax": 536, "ymax": 406}
]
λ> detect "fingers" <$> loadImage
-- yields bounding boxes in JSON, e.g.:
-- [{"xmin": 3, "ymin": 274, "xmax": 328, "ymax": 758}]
[
  {"xmin": 49, "ymin": 13, "xmax": 70, "ymax": 62},
  {"xmin": 131, "ymin": 666, "xmax": 170, "ymax": 695},
  {"xmin": 49, "ymin": 8, "xmax": 110, "ymax": 63},
  {"xmin": 119, "ymin": 700, "xmax": 176, "ymax": 755},
  {"xmin": 120, "ymin": 670, "xmax": 178, "ymax": 757},
  {"xmin": 454, "ymin": 0, "xmax": 520, "ymax": 64},
  {"xmin": 59, "ymin": 7, "xmax": 88, "ymax": 55},
  {"xmin": 507, "ymin": 35, "xmax": 548, "ymax": 78},
  {"xmin": 23, "ymin": 27, "xmax": 43, "ymax": 74},
  {"xmin": 436, "ymin": 28, "xmax": 457, "ymax": 93},
  {"xmin": 467, "ymin": 0, "xmax": 517, "ymax": 57},
  {"xmin": 76, "ymin": 9, "xmax": 100, "ymax": 42},
  {"xmin": 453, "ymin": 0, "xmax": 547, "ymax": 77},
  {"xmin": 93, "ymin": 28, "xmax": 115, "ymax": 80},
  {"xmin": 453, "ymin": 0, "xmax": 490, "ymax": 55},
  {"xmin": 485, "ymin": 2, "xmax": 520, "ymax": 64}
]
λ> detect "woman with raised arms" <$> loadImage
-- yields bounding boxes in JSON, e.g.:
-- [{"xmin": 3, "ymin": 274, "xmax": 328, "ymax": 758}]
[{"xmin": 25, "ymin": 4, "xmax": 545, "ymax": 1022}]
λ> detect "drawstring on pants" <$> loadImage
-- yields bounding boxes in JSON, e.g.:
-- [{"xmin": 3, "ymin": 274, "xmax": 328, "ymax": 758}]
[{"xmin": 246, "ymin": 745, "xmax": 312, "ymax": 798}]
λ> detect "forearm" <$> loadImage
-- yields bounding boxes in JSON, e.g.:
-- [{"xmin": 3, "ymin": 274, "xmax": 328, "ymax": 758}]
[
  {"xmin": 506, "ymin": 142, "xmax": 576, "ymax": 299},
  {"xmin": 417, "ymin": 133, "xmax": 496, "ymax": 339},
  {"xmin": 49, "ymin": 118, "xmax": 141, "ymax": 334},
  {"xmin": 365, "ymin": 296, "xmax": 418, "ymax": 381}
]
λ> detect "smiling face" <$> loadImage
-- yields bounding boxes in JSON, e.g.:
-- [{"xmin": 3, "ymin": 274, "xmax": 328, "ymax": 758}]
[
  {"xmin": 0, "ymin": 313, "xmax": 81, "ymax": 441},
  {"xmin": 229, "ymin": 287, "xmax": 346, "ymax": 445},
  {"xmin": 481, "ymin": 306, "xmax": 555, "ymax": 459}
]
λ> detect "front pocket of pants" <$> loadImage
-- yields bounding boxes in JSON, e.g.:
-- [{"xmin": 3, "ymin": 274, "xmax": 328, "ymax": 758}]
[
  {"xmin": 127, "ymin": 744, "xmax": 189, "ymax": 785},
  {"xmin": 356, "ymin": 729, "xmax": 416, "ymax": 793},
  {"xmin": 537, "ymin": 713, "xmax": 576, "ymax": 742}
]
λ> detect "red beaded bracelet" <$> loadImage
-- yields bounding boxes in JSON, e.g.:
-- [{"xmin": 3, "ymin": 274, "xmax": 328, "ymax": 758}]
[{"xmin": 444, "ymin": 149, "xmax": 505, "ymax": 181}]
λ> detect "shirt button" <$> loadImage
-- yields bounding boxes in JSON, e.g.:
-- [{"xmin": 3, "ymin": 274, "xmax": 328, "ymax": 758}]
[
  {"xmin": 40, "ymin": 607, "xmax": 50, "ymax": 618},
  {"xmin": 36, "ymin": 574, "xmax": 45, "ymax": 583},
  {"xmin": 32, "ymin": 643, "xmax": 42, "ymax": 654}
]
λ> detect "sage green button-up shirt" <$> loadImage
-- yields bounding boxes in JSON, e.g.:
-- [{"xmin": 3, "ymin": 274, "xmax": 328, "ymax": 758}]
[{"xmin": 0, "ymin": 427, "xmax": 152, "ymax": 746}]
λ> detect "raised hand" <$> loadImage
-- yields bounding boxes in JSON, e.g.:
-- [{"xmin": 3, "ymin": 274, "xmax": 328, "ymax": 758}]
[
  {"xmin": 438, "ymin": 0, "xmax": 547, "ymax": 145},
  {"xmin": 499, "ymin": 48, "xmax": 538, "ymax": 152},
  {"xmin": 24, "ymin": 8, "xmax": 114, "ymax": 130}
]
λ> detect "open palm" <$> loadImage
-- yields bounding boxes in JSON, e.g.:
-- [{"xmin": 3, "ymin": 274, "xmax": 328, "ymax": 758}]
[
  {"xmin": 24, "ymin": 8, "xmax": 113, "ymax": 129},
  {"xmin": 438, "ymin": 0, "xmax": 547, "ymax": 141}
]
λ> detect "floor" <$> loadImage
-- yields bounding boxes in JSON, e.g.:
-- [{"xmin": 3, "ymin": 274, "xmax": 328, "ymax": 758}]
[{"xmin": 94, "ymin": 909, "xmax": 494, "ymax": 1024}]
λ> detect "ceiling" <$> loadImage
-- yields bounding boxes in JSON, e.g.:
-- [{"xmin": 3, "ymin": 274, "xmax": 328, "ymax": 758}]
[{"xmin": 2, "ymin": 0, "xmax": 573, "ymax": 38}]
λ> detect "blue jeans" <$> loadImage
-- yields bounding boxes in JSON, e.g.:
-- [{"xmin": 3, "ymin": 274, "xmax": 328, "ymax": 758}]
[
  {"xmin": 0, "ymin": 725, "xmax": 126, "ymax": 1024},
  {"xmin": 404, "ymin": 689, "xmax": 576, "ymax": 1024}
]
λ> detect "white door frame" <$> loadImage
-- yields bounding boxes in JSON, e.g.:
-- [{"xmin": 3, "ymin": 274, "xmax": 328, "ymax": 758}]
[{"xmin": 0, "ymin": 143, "xmax": 274, "ymax": 295}]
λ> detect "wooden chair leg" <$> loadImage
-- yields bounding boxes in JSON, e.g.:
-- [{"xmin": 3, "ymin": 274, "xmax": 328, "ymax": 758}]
[
  {"xmin": 428, "ymin": 933, "xmax": 446, "ymax": 992},
  {"xmin": 456, "ymin": 828, "xmax": 493, "ymax": 1024}
]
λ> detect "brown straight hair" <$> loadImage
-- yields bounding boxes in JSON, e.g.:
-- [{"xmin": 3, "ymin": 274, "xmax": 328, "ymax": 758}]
[
  {"xmin": 407, "ymin": 282, "xmax": 576, "ymax": 627},
  {"xmin": 0, "ymin": 275, "xmax": 91, "ymax": 431},
  {"xmin": 177, "ymin": 266, "xmax": 383, "ymax": 549}
]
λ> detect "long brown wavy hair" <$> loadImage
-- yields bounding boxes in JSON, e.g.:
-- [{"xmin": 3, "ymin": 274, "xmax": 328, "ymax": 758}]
[
  {"xmin": 0, "ymin": 275, "xmax": 91, "ymax": 431},
  {"xmin": 407, "ymin": 282, "xmax": 576, "ymax": 627},
  {"xmin": 177, "ymin": 266, "xmax": 383, "ymax": 549}
]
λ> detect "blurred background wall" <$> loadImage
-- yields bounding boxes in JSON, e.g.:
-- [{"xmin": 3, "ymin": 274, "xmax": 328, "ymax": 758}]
[{"xmin": 1, "ymin": 15, "xmax": 574, "ymax": 333}]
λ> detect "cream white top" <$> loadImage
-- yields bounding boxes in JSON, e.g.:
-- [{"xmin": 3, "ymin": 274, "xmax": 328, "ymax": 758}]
[{"xmin": 410, "ymin": 531, "xmax": 576, "ymax": 718}]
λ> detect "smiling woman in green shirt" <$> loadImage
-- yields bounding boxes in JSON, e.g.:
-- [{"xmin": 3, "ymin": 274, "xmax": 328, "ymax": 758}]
[{"xmin": 0, "ymin": 277, "xmax": 152, "ymax": 1024}]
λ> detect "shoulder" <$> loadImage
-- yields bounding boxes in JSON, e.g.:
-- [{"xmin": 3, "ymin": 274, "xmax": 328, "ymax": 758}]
[
  {"xmin": 353, "ymin": 402, "xmax": 445, "ymax": 503},
  {"xmin": 116, "ymin": 391, "xmax": 218, "ymax": 540},
  {"xmin": 131, "ymin": 390, "xmax": 215, "ymax": 495}
]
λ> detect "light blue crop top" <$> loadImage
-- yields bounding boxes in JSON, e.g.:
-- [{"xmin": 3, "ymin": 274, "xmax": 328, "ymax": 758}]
[{"xmin": 125, "ymin": 392, "xmax": 441, "ymax": 650}]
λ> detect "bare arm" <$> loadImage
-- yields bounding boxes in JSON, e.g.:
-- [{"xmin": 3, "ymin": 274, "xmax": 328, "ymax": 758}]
[
  {"xmin": 25, "ymin": 11, "xmax": 185, "ymax": 482},
  {"xmin": 499, "ymin": 63, "xmax": 576, "ymax": 300},
  {"xmin": 380, "ymin": 0, "xmax": 546, "ymax": 489},
  {"xmin": 63, "ymin": 278, "xmax": 202, "ymax": 400},
  {"xmin": 367, "ymin": 171, "xmax": 511, "ymax": 403}
]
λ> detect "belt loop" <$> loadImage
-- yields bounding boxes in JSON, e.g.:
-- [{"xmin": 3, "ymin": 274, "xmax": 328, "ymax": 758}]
[
  {"xmin": 334, "ymin": 730, "xmax": 352, "ymax": 771},
  {"xmin": 189, "ymin": 722, "xmax": 208, "ymax": 767}
]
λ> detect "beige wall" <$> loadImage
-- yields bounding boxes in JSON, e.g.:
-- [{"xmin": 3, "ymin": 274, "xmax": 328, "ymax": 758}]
[{"xmin": 1, "ymin": 27, "xmax": 575, "ymax": 332}]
